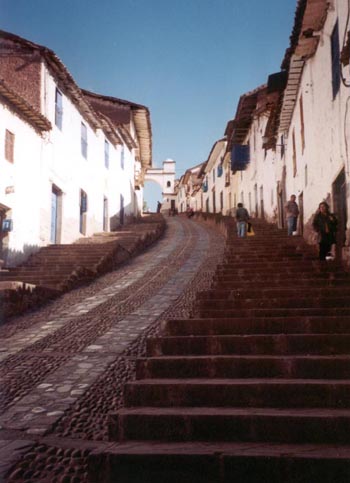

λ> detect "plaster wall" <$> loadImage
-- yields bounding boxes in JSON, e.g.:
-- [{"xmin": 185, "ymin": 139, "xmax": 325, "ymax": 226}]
[
  {"xmin": 282, "ymin": 1, "xmax": 350, "ymax": 240},
  {"xmin": 0, "ymin": 102, "xmax": 43, "ymax": 263}
]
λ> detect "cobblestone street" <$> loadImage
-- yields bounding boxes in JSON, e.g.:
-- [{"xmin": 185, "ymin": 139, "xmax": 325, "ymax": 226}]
[{"xmin": 0, "ymin": 217, "xmax": 225, "ymax": 482}]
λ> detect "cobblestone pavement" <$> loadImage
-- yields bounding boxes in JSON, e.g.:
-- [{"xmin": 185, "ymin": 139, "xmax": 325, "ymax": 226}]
[{"xmin": 0, "ymin": 217, "xmax": 225, "ymax": 483}]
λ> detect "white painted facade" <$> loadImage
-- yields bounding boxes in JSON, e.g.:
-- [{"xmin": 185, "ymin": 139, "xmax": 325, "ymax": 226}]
[
  {"xmin": 280, "ymin": 0, "xmax": 350, "ymax": 241},
  {"xmin": 0, "ymin": 32, "xmax": 151, "ymax": 266},
  {"xmin": 202, "ymin": 140, "xmax": 227, "ymax": 214},
  {"xmin": 176, "ymin": 0, "xmax": 350, "ymax": 263},
  {"xmin": 234, "ymin": 114, "xmax": 279, "ymax": 223},
  {"xmin": 0, "ymin": 102, "xmax": 43, "ymax": 263}
]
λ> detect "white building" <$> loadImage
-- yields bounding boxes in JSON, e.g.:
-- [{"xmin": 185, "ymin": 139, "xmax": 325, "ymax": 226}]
[
  {"xmin": 276, "ymin": 0, "xmax": 350, "ymax": 262},
  {"xmin": 202, "ymin": 139, "xmax": 227, "ymax": 214},
  {"xmin": 0, "ymin": 30, "xmax": 152, "ymax": 265}
]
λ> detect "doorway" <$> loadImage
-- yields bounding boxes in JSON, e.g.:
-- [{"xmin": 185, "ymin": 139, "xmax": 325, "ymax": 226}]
[
  {"xmin": 0, "ymin": 204, "xmax": 10, "ymax": 261},
  {"xmin": 120, "ymin": 194, "xmax": 125, "ymax": 225},
  {"xmin": 298, "ymin": 192, "xmax": 304, "ymax": 235},
  {"xmin": 277, "ymin": 185, "xmax": 285, "ymax": 229},
  {"xmin": 103, "ymin": 197, "xmax": 109, "ymax": 232},
  {"xmin": 332, "ymin": 169, "xmax": 347, "ymax": 260},
  {"xmin": 51, "ymin": 186, "xmax": 62, "ymax": 243},
  {"xmin": 260, "ymin": 185, "xmax": 265, "ymax": 219},
  {"xmin": 79, "ymin": 189, "xmax": 88, "ymax": 235}
]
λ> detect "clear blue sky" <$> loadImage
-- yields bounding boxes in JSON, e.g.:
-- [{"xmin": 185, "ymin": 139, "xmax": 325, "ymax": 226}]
[{"xmin": 0, "ymin": 0, "xmax": 296, "ymax": 210}]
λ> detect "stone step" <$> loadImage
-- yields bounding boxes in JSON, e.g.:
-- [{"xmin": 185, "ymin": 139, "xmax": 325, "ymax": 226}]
[
  {"xmin": 162, "ymin": 316, "xmax": 350, "ymax": 336},
  {"xmin": 2, "ymin": 266, "xmax": 94, "ymax": 276},
  {"xmin": 214, "ymin": 272, "xmax": 350, "ymax": 282},
  {"xmin": 109, "ymin": 406, "xmax": 350, "ymax": 444},
  {"xmin": 218, "ymin": 260, "xmax": 316, "ymax": 267},
  {"xmin": 214, "ymin": 267, "xmax": 345, "ymax": 276},
  {"xmin": 198, "ymin": 287, "xmax": 350, "ymax": 299},
  {"xmin": 0, "ymin": 274, "xmax": 71, "ymax": 284},
  {"xmin": 213, "ymin": 279, "xmax": 350, "ymax": 288},
  {"xmin": 88, "ymin": 440, "xmax": 350, "ymax": 483},
  {"xmin": 136, "ymin": 355, "xmax": 350, "ymax": 380},
  {"xmin": 147, "ymin": 334, "xmax": 350, "ymax": 356},
  {"xmin": 123, "ymin": 379, "xmax": 350, "ymax": 409},
  {"xmin": 198, "ymin": 297, "xmax": 350, "ymax": 310},
  {"xmin": 199, "ymin": 307, "xmax": 350, "ymax": 318}
]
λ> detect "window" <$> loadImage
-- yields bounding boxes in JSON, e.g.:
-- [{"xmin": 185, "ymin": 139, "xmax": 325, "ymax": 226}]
[
  {"xmin": 5, "ymin": 130, "xmax": 14, "ymax": 163},
  {"xmin": 104, "ymin": 140, "xmax": 109, "ymax": 169},
  {"xmin": 167, "ymin": 181, "xmax": 171, "ymax": 188},
  {"xmin": 103, "ymin": 196, "xmax": 108, "ymax": 231},
  {"xmin": 292, "ymin": 128, "xmax": 297, "ymax": 177},
  {"xmin": 305, "ymin": 164, "xmax": 308, "ymax": 187},
  {"xmin": 81, "ymin": 122, "xmax": 88, "ymax": 159},
  {"xmin": 331, "ymin": 21, "xmax": 341, "ymax": 99},
  {"xmin": 79, "ymin": 189, "xmax": 88, "ymax": 234},
  {"xmin": 280, "ymin": 134, "xmax": 285, "ymax": 159},
  {"xmin": 220, "ymin": 191, "xmax": 223, "ymax": 212},
  {"xmin": 55, "ymin": 88, "xmax": 63, "ymax": 130},
  {"xmin": 299, "ymin": 95, "xmax": 305, "ymax": 153},
  {"xmin": 121, "ymin": 145, "xmax": 125, "ymax": 170}
]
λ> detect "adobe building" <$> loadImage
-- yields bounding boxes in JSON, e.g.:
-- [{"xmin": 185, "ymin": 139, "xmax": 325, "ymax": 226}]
[{"xmin": 0, "ymin": 31, "xmax": 152, "ymax": 266}]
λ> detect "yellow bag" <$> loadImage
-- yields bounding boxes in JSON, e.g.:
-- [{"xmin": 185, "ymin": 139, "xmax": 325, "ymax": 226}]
[{"xmin": 247, "ymin": 224, "xmax": 255, "ymax": 236}]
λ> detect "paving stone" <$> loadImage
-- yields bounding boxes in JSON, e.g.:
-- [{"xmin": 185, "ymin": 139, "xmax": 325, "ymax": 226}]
[{"xmin": 0, "ymin": 217, "xmax": 225, "ymax": 482}]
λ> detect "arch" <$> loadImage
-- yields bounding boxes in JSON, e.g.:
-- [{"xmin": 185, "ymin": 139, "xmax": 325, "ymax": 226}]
[
  {"xmin": 143, "ymin": 179, "xmax": 163, "ymax": 212},
  {"xmin": 144, "ymin": 159, "xmax": 176, "ymax": 213}
]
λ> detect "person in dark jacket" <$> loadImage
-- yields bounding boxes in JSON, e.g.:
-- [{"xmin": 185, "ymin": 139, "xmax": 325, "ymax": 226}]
[
  {"xmin": 312, "ymin": 202, "xmax": 338, "ymax": 260},
  {"xmin": 285, "ymin": 194, "xmax": 299, "ymax": 235},
  {"xmin": 235, "ymin": 203, "xmax": 250, "ymax": 237}
]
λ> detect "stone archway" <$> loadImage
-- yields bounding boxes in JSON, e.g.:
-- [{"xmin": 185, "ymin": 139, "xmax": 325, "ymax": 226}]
[{"xmin": 144, "ymin": 159, "xmax": 176, "ymax": 213}]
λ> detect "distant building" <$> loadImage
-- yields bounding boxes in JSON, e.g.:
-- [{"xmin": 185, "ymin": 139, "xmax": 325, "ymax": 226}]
[
  {"xmin": 176, "ymin": 162, "xmax": 205, "ymax": 213},
  {"xmin": 202, "ymin": 139, "xmax": 226, "ymax": 214}
]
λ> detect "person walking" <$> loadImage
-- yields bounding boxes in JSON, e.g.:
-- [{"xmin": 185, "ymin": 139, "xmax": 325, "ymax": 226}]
[
  {"xmin": 285, "ymin": 194, "xmax": 299, "ymax": 236},
  {"xmin": 312, "ymin": 201, "xmax": 338, "ymax": 261},
  {"xmin": 235, "ymin": 203, "xmax": 250, "ymax": 237}
]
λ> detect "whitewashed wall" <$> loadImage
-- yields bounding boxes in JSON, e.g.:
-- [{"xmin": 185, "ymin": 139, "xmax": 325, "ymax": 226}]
[
  {"xmin": 281, "ymin": 0, "xmax": 350, "ymax": 233},
  {"xmin": 0, "ymin": 103, "xmax": 43, "ymax": 263},
  {"xmin": 1, "ymin": 60, "xmax": 145, "ymax": 265}
]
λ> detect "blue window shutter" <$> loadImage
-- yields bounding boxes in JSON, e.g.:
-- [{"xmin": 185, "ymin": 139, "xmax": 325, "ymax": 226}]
[
  {"xmin": 231, "ymin": 145, "xmax": 250, "ymax": 171},
  {"xmin": 104, "ymin": 140, "xmax": 109, "ymax": 168},
  {"xmin": 80, "ymin": 190, "xmax": 87, "ymax": 213},
  {"xmin": 81, "ymin": 123, "xmax": 88, "ymax": 158},
  {"xmin": 331, "ymin": 21, "xmax": 340, "ymax": 99},
  {"xmin": 55, "ymin": 89, "xmax": 63, "ymax": 130}
]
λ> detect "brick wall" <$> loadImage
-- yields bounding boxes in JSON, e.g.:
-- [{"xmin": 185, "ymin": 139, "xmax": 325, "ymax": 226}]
[{"xmin": 0, "ymin": 41, "xmax": 41, "ymax": 111}]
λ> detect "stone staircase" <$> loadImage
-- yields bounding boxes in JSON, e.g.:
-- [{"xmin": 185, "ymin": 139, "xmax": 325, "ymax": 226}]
[
  {"xmin": 89, "ymin": 220, "xmax": 350, "ymax": 483},
  {"xmin": 0, "ymin": 216, "xmax": 165, "ymax": 319}
]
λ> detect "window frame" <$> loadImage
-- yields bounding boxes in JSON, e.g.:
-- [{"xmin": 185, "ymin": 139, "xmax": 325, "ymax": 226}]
[
  {"xmin": 81, "ymin": 122, "xmax": 88, "ymax": 159},
  {"xmin": 5, "ymin": 129, "xmax": 14, "ymax": 163},
  {"xmin": 104, "ymin": 139, "xmax": 110, "ymax": 169},
  {"xmin": 55, "ymin": 88, "xmax": 63, "ymax": 130},
  {"xmin": 331, "ymin": 20, "xmax": 341, "ymax": 100}
]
